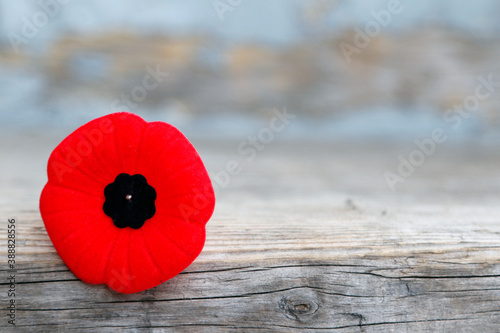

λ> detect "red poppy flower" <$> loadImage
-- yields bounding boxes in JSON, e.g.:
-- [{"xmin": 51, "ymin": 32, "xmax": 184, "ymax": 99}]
[{"xmin": 39, "ymin": 112, "xmax": 215, "ymax": 293}]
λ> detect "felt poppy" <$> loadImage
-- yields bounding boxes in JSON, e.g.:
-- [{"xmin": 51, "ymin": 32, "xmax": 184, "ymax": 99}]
[{"xmin": 39, "ymin": 112, "xmax": 215, "ymax": 293}]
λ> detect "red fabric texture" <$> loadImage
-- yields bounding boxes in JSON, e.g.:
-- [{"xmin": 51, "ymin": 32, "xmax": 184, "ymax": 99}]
[{"xmin": 39, "ymin": 112, "xmax": 215, "ymax": 293}]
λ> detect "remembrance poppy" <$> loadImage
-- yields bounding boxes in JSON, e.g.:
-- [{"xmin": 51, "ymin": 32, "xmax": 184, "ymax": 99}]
[{"xmin": 39, "ymin": 112, "xmax": 215, "ymax": 293}]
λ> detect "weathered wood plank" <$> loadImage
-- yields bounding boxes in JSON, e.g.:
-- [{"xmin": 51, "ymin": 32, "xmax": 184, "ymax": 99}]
[{"xmin": 1, "ymin": 134, "xmax": 500, "ymax": 332}]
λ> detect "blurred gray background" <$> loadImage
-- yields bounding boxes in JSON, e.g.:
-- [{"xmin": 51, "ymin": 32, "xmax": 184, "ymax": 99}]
[{"xmin": 1, "ymin": 0, "xmax": 500, "ymax": 142}]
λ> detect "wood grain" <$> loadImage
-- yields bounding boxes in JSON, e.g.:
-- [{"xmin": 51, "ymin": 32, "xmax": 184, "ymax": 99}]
[{"xmin": 1, "ymin": 133, "xmax": 499, "ymax": 332}]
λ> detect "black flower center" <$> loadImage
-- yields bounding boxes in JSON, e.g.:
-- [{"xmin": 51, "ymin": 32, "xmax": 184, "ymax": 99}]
[{"xmin": 103, "ymin": 173, "xmax": 157, "ymax": 229}]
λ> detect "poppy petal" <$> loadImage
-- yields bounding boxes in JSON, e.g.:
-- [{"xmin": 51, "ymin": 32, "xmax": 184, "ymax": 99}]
[
  {"xmin": 109, "ymin": 112, "xmax": 148, "ymax": 174},
  {"xmin": 136, "ymin": 122, "xmax": 215, "ymax": 225},
  {"xmin": 141, "ymin": 224, "xmax": 197, "ymax": 283},
  {"xmin": 105, "ymin": 230, "xmax": 135, "ymax": 293}
]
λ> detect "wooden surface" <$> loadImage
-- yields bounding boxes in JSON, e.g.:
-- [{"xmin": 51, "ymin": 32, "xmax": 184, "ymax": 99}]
[{"xmin": 1, "ymin": 133, "xmax": 500, "ymax": 332}]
